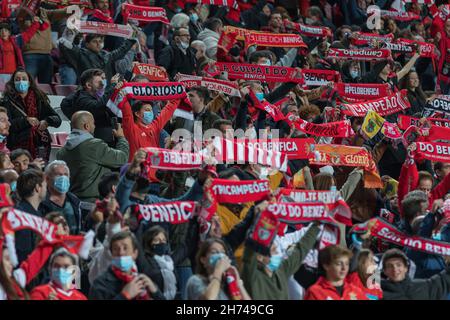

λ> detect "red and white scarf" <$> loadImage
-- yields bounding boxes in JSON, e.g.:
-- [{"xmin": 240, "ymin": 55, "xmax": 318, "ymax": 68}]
[
  {"xmin": 143, "ymin": 147, "xmax": 203, "ymax": 172},
  {"xmin": 244, "ymin": 138, "xmax": 314, "ymax": 160},
  {"xmin": 379, "ymin": 10, "xmax": 420, "ymax": 21},
  {"xmin": 244, "ymin": 32, "xmax": 307, "ymax": 50},
  {"xmin": 117, "ymin": 82, "xmax": 187, "ymax": 101},
  {"xmin": 136, "ymin": 201, "xmax": 197, "ymax": 224},
  {"xmin": 185, "ymin": 0, "xmax": 238, "ymax": 9},
  {"xmin": 1, "ymin": 209, "xmax": 94, "ymax": 267},
  {"xmin": 350, "ymin": 32, "xmax": 394, "ymax": 46},
  {"xmin": 334, "ymin": 83, "xmax": 391, "ymax": 100},
  {"xmin": 413, "ymin": 141, "xmax": 450, "ymax": 163},
  {"xmin": 122, "ymin": 4, "xmax": 169, "ymax": 24},
  {"xmin": 354, "ymin": 217, "xmax": 450, "ymax": 256},
  {"xmin": 284, "ymin": 20, "xmax": 331, "ymax": 38},
  {"xmin": 208, "ymin": 137, "xmax": 288, "ymax": 171},
  {"xmin": 75, "ymin": 21, "xmax": 134, "ymax": 38},
  {"xmin": 214, "ymin": 62, "xmax": 303, "ymax": 83},
  {"xmin": 303, "ymin": 69, "xmax": 341, "ymax": 86},
  {"xmin": 327, "ymin": 48, "xmax": 392, "ymax": 61},
  {"xmin": 398, "ymin": 114, "xmax": 450, "ymax": 130},
  {"xmin": 211, "ymin": 178, "xmax": 270, "ymax": 203},
  {"xmin": 341, "ymin": 90, "xmax": 411, "ymax": 117},
  {"xmin": 132, "ymin": 64, "xmax": 169, "ymax": 82},
  {"xmin": 285, "ymin": 113, "xmax": 355, "ymax": 138},
  {"xmin": 177, "ymin": 74, "xmax": 241, "ymax": 97}
]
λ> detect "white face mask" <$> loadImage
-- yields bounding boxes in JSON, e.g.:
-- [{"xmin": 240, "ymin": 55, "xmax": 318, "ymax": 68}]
[
  {"xmin": 305, "ymin": 18, "xmax": 314, "ymax": 25},
  {"xmin": 179, "ymin": 41, "xmax": 189, "ymax": 50}
]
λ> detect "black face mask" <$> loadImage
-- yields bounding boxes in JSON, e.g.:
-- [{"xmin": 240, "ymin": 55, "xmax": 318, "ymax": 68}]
[{"xmin": 151, "ymin": 243, "xmax": 170, "ymax": 256}]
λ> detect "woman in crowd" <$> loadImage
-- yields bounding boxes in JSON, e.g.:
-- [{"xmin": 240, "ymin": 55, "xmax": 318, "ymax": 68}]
[
  {"xmin": 186, "ymin": 238, "xmax": 251, "ymax": 300},
  {"xmin": 2, "ymin": 68, "xmax": 61, "ymax": 161}
]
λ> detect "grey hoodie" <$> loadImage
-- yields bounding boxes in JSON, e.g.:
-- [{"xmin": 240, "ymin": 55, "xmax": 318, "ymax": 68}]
[{"xmin": 65, "ymin": 129, "xmax": 94, "ymax": 150}]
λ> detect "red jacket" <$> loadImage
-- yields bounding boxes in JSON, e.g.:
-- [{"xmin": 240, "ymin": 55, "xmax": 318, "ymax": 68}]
[
  {"xmin": 305, "ymin": 276, "xmax": 368, "ymax": 300},
  {"xmin": 345, "ymin": 272, "xmax": 383, "ymax": 300},
  {"xmin": 0, "ymin": 21, "xmax": 40, "ymax": 72},
  {"xmin": 398, "ymin": 161, "xmax": 450, "ymax": 217},
  {"xmin": 30, "ymin": 283, "xmax": 87, "ymax": 300},
  {"xmin": 119, "ymin": 98, "xmax": 179, "ymax": 162}
]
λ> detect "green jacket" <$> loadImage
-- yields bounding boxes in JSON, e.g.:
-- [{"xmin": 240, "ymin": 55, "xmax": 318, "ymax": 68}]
[
  {"xmin": 56, "ymin": 130, "xmax": 129, "ymax": 202},
  {"xmin": 242, "ymin": 224, "xmax": 320, "ymax": 300}
]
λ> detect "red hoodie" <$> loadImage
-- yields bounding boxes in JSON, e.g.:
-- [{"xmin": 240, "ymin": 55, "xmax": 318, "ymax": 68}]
[
  {"xmin": 119, "ymin": 98, "xmax": 180, "ymax": 161},
  {"xmin": 305, "ymin": 276, "xmax": 368, "ymax": 300}
]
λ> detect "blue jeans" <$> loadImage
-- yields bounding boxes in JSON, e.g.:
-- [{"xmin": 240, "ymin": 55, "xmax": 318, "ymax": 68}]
[
  {"xmin": 59, "ymin": 64, "xmax": 77, "ymax": 85},
  {"xmin": 23, "ymin": 54, "xmax": 53, "ymax": 84},
  {"xmin": 176, "ymin": 266, "xmax": 192, "ymax": 300}
]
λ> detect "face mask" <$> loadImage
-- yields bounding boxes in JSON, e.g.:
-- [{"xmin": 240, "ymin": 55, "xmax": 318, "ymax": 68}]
[
  {"xmin": 305, "ymin": 18, "xmax": 314, "ymax": 25},
  {"xmin": 14, "ymin": 80, "xmax": 29, "ymax": 93},
  {"xmin": 142, "ymin": 111, "xmax": 154, "ymax": 125},
  {"xmin": 350, "ymin": 70, "xmax": 360, "ymax": 79},
  {"xmin": 0, "ymin": 134, "xmax": 6, "ymax": 143},
  {"xmin": 208, "ymin": 252, "xmax": 226, "ymax": 267},
  {"xmin": 151, "ymin": 243, "xmax": 170, "ymax": 256},
  {"xmin": 267, "ymin": 254, "xmax": 283, "ymax": 272},
  {"xmin": 10, "ymin": 181, "xmax": 16, "ymax": 192},
  {"xmin": 190, "ymin": 13, "xmax": 199, "ymax": 23},
  {"xmin": 330, "ymin": 185, "xmax": 337, "ymax": 192},
  {"xmin": 255, "ymin": 92, "xmax": 265, "ymax": 102},
  {"xmin": 96, "ymin": 88, "xmax": 105, "ymax": 98},
  {"xmin": 102, "ymin": 79, "xmax": 107, "ymax": 88},
  {"xmin": 179, "ymin": 41, "xmax": 189, "ymax": 50},
  {"xmin": 260, "ymin": 60, "xmax": 271, "ymax": 66},
  {"xmin": 98, "ymin": 43, "xmax": 104, "ymax": 51},
  {"xmin": 51, "ymin": 268, "xmax": 74, "ymax": 290},
  {"xmin": 112, "ymin": 256, "xmax": 135, "ymax": 273},
  {"xmin": 54, "ymin": 175, "xmax": 70, "ymax": 194}
]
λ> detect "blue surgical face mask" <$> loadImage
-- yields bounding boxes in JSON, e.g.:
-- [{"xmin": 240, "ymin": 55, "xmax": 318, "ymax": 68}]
[
  {"xmin": 330, "ymin": 185, "xmax": 337, "ymax": 192},
  {"xmin": 350, "ymin": 70, "xmax": 360, "ymax": 79},
  {"xmin": 10, "ymin": 181, "xmax": 16, "ymax": 192},
  {"xmin": 14, "ymin": 80, "xmax": 29, "ymax": 93},
  {"xmin": 54, "ymin": 175, "xmax": 70, "ymax": 194},
  {"xmin": 142, "ymin": 111, "xmax": 154, "ymax": 125},
  {"xmin": 255, "ymin": 92, "xmax": 265, "ymax": 102},
  {"xmin": 51, "ymin": 268, "xmax": 74, "ymax": 290},
  {"xmin": 267, "ymin": 254, "xmax": 283, "ymax": 272},
  {"xmin": 260, "ymin": 60, "xmax": 271, "ymax": 66},
  {"xmin": 208, "ymin": 252, "xmax": 226, "ymax": 267},
  {"xmin": 0, "ymin": 134, "xmax": 6, "ymax": 143},
  {"xmin": 190, "ymin": 13, "xmax": 199, "ymax": 23},
  {"xmin": 102, "ymin": 79, "xmax": 107, "ymax": 88},
  {"xmin": 112, "ymin": 256, "xmax": 134, "ymax": 273}
]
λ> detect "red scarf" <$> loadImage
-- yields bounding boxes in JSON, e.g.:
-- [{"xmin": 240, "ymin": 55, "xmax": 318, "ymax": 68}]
[
  {"xmin": 341, "ymin": 90, "xmax": 410, "ymax": 117},
  {"xmin": 350, "ymin": 32, "xmax": 394, "ymax": 46},
  {"xmin": 243, "ymin": 138, "xmax": 314, "ymax": 160},
  {"xmin": 334, "ymin": 83, "xmax": 391, "ymax": 100},
  {"xmin": 117, "ymin": 82, "xmax": 187, "ymax": 102},
  {"xmin": 111, "ymin": 266, "xmax": 149, "ymax": 300},
  {"xmin": 143, "ymin": 147, "xmax": 203, "ymax": 174},
  {"xmin": 379, "ymin": 9, "xmax": 420, "ymax": 21},
  {"xmin": 413, "ymin": 141, "xmax": 450, "ymax": 163},
  {"xmin": 244, "ymin": 32, "xmax": 307, "ymax": 50},
  {"xmin": 122, "ymin": 4, "xmax": 169, "ymax": 24},
  {"xmin": 284, "ymin": 19, "xmax": 331, "ymax": 38},
  {"xmin": 214, "ymin": 62, "xmax": 303, "ymax": 83},
  {"xmin": 178, "ymin": 74, "xmax": 241, "ymax": 97},
  {"xmin": 132, "ymin": 64, "xmax": 169, "ymax": 81},
  {"xmin": 78, "ymin": 21, "xmax": 133, "ymax": 38},
  {"xmin": 135, "ymin": 201, "xmax": 197, "ymax": 224},
  {"xmin": 211, "ymin": 178, "xmax": 270, "ymax": 203},
  {"xmin": 303, "ymin": 69, "xmax": 341, "ymax": 86},
  {"xmin": 327, "ymin": 48, "xmax": 391, "ymax": 61},
  {"xmin": 285, "ymin": 113, "xmax": 354, "ymax": 138}
]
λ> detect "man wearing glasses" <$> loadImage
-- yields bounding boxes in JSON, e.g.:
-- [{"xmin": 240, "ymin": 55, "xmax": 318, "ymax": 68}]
[{"xmin": 157, "ymin": 28, "xmax": 198, "ymax": 79}]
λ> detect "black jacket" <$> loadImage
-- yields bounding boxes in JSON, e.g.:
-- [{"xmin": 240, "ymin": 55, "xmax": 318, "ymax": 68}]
[
  {"xmin": 39, "ymin": 192, "xmax": 83, "ymax": 235},
  {"xmin": 89, "ymin": 266, "xmax": 166, "ymax": 300},
  {"xmin": 381, "ymin": 265, "xmax": 450, "ymax": 300},
  {"xmin": 59, "ymin": 39, "xmax": 136, "ymax": 81},
  {"xmin": 156, "ymin": 43, "xmax": 197, "ymax": 80},
  {"xmin": 2, "ymin": 91, "xmax": 61, "ymax": 151},
  {"xmin": 14, "ymin": 201, "xmax": 43, "ymax": 265},
  {"xmin": 60, "ymin": 87, "xmax": 115, "ymax": 145}
]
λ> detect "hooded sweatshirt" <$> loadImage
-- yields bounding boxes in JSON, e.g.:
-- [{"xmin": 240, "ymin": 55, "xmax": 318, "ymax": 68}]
[{"xmin": 56, "ymin": 129, "xmax": 129, "ymax": 202}]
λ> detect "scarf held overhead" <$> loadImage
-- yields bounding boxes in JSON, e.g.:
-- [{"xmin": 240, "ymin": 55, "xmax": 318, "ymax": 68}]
[
  {"xmin": 211, "ymin": 178, "xmax": 270, "ymax": 203},
  {"xmin": 177, "ymin": 74, "xmax": 241, "ymax": 97},
  {"xmin": 341, "ymin": 90, "xmax": 411, "ymax": 117},
  {"xmin": 132, "ymin": 64, "xmax": 169, "ymax": 81},
  {"xmin": 136, "ymin": 201, "xmax": 197, "ymax": 224},
  {"xmin": 122, "ymin": 4, "xmax": 169, "ymax": 24},
  {"xmin": 327, "ymin": 48, "xmax": 392, "ymax": 60}
]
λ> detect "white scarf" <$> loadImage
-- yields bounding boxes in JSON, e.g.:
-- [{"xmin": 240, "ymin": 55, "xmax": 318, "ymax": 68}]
[{"xmin": 153, "ymin": 255, "xmax": 177, "ymax": 300}]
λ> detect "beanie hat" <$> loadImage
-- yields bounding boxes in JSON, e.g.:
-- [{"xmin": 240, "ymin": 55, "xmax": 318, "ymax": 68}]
[{"xmin": 381, "ymin": 248, "xmax": 409, "ymax": 269}]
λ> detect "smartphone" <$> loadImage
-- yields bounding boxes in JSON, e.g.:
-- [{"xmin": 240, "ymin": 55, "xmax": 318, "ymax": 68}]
[
  {"xmin": 38, "ymin": 146, "xmax": 46, "ymax": 159},
  {"xmin": 111, "ymin": 117, "xmax": 119, "ymax": 130}
]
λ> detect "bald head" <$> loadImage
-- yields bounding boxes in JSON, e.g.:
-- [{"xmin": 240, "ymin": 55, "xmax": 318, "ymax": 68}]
[{"xmin": 71, "ymin": 111, "xmax": 95, "ymax": 134}]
